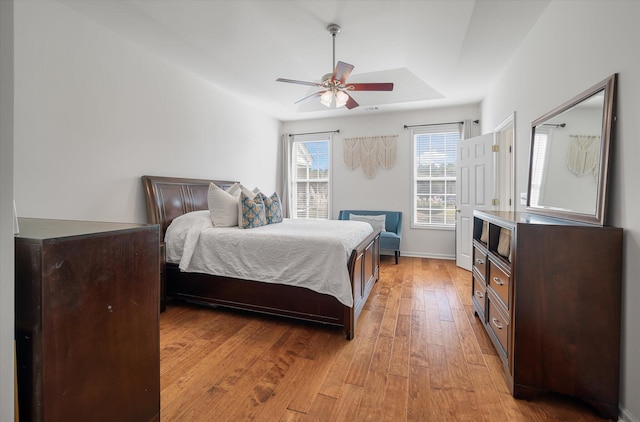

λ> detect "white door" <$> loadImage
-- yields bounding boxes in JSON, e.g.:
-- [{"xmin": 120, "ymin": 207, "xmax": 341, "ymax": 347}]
[
  {"xmin": 456, "ymin": 133, "xmax": 495, "ymax": 270},
  {"xmin": 495, "ymin": 113, "xmax": 516, "ymax": 212}
]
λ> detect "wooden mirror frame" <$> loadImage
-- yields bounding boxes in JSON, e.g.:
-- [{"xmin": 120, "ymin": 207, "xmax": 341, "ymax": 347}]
[{"xmin": 526, "ymin": 74, "xmax": 617, "ymax": 225}]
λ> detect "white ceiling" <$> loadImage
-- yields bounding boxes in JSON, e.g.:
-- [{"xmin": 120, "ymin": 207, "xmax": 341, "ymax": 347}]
[{"xmin": 59, "ymin": 0, "xmax": 550, "ymax": 121}]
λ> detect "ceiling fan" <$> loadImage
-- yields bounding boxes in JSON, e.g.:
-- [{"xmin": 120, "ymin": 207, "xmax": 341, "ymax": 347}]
[{"xmin": 276, "ymin": 24, "xmax": 394, "ymax": 110}]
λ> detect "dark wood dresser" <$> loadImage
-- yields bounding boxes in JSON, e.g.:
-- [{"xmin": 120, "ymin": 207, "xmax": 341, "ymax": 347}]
[
  {"xmin": 471, "ymin": 210, "xmax": 622, "ymax": 420},
  {"xmin": 14, "ymin": 218, "xmax": 161, "ymax": 422}
]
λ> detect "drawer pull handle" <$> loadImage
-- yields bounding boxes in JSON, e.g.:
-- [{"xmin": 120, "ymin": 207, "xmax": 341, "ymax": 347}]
[
  {"xmin": 492, "ymin": 317, "xmax": 503, "ymax": 330},
  {"xmin": 475, "ymin": 291, "xmax": 484, "ymax": 299},
  {"xmin": 493, "ymin": 277, "xmax": 505, "ymax": 286},
  {"xmin": 475, "ymin": 258, "xmax": 485, "ymax": 265}
]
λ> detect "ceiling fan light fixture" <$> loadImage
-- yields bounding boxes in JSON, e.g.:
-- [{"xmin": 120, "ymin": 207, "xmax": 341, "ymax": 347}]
[
  {"xmin": 276, "ymin": 23, "xmax": 393, "ymax": 110},
  {"xmin": 335, "ymin": 90, "xmax": 349, "ymax": 108},
  {"xmin": 320, "ymin": 90, "xmax": 333, "ymax": 107}
]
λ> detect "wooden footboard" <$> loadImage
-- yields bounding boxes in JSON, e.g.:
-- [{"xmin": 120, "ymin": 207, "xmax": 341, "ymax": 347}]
[
  {"xmin": 346, "ymin": 229, "xmax": 380, "ymax": 338},
  {"xmin": 142, "ymin": 175, "xmax": 380, "ymax": 339}
]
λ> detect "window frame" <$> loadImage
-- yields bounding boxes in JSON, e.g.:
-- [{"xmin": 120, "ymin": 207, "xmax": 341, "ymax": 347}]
[
  {"xmin": 289, "ymin": 133, "xmax": 332, "ymax": 220},
  {"xmin": 411, "ymin": 124, "xmax": 461, "ymax": 230}
]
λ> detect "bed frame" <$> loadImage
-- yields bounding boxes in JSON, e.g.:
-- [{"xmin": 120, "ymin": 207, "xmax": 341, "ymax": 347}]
[{"xmin": 142, "ymin": 175, "xmax": 380, "ymax": 339}]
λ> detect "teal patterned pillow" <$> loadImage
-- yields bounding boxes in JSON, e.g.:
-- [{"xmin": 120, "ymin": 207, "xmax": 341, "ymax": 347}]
[
  {"xmin": 240, "ymin": 191, "xmax": 266, "ymax": 229},
  {"xmin": 259, "ymin": 192, "xmax": 283, "ymax": 224}
]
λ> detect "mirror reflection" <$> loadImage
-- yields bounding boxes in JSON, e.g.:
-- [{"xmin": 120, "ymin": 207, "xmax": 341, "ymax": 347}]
[{"xmin": 529, "ymin": 90, "xmax": 605, "ymax": 214}]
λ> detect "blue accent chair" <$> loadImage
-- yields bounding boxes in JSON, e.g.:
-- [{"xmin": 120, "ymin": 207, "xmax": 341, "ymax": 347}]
[{"xmin": 338, "ymin": 210, "xmax": 402, "ymax": 264}]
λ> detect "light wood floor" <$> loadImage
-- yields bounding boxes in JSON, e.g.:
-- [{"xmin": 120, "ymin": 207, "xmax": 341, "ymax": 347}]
[{"xmin": 159, "ymin": 257, "xmax": 608, "ymax": 421}]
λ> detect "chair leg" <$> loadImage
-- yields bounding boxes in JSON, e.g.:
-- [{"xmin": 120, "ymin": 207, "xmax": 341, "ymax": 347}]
[{"xmin": 395, "ymin": 250, "xmax": 399, "ymax": 264}]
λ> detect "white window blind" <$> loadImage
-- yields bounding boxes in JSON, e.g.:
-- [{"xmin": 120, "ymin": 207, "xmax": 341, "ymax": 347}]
[
  {"xmin": 290, "ymin": 134, "xmax": 331, "ymax": 219},
  {"xmin": 530, "ymin": 131, "xmax": 549, "ymax": 205},
  {"xmin": 412, "ymin": 124, "xmax": 461, "ymax": 227}
]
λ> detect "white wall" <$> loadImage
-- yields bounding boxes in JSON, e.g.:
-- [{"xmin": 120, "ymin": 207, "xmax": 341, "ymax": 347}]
[
  {"xmin": 13, "ymin": 0, "xmax": 281, "ymax": 224},
  {"xmin": 282, "ymin": 104, "xmax": 480, "ymax": 259},
  {"xmin": 0, "ymin": 1, "xmax": 14, "ymax": 420},
  {"xmin": 481, "ymin": 1, "xmax": 640, "ymax": 420}
]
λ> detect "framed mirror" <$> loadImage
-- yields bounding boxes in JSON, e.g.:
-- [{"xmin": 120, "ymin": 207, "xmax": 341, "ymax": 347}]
[{"xmin": 526, "ymin": 74, "xmax": 617, "ymax": 225}]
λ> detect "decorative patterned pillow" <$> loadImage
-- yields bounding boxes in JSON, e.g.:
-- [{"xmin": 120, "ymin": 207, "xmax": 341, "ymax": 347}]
[
  {"xmin": 349, "ymin": 213, "xmax": 386, "ymax": 232},
  {"xmin": 240, "ymin": 191, "xmax": 266, "ymax": 229},
  {"xmin": 259, "ymin": 192, "xmax": 283, "ymax": 224},
  {"xmin": 207, "ymin": 182, "xmax": 241, "ymax": 227},
  {"xmin": 238, "ymin": 185, "xmax": 256, "ymax": 225}
]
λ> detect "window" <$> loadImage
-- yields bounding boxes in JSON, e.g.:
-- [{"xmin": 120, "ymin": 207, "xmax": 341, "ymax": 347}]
[
  {"xmin": 412, "ymin": 124, "xmax": 461, "ymax": 228},
  {"xmin": 290, "ymin": 134, "xmax": 331, "ymax": 219}
]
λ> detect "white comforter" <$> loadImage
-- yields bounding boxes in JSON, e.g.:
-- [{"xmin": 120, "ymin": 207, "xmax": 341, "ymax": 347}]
[{"xmin": 164, "ymin": 211, "xmax": 374, "ymax": 307}]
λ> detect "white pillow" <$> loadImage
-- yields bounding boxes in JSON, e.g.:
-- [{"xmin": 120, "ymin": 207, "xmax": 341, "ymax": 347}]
[
  {"xmin": 349, "ymin": 213, "xmax": 386, "ymax": 232},
  {"xmin": 207, "ymin": 182, "xmax": 241, "ymax": 227}
]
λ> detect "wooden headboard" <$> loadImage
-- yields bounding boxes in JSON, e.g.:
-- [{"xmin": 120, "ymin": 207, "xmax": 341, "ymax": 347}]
[{"xmin": 141, "ymin": 175, "xmax": 237, "ymax": 237}]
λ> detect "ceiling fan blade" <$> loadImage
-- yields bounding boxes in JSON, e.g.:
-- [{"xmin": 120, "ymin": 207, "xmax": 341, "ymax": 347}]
[
  {"xmin": 348, "ymin": 82, "xmax": 394, "ymax": 91},
  {"xmin": 332, "ymin": 61, "xmax": 354, "ymax": 84},
  {"xmin": 294, "ymin": 91, "xmax": 325, "ymax": 105},
  {"xmin": 276, "ymin": 78, "xmax": 324, "ymax": 88},
  {"xmin": 345, "ymin": 93, "xmax": 359, "ymax": 110}
]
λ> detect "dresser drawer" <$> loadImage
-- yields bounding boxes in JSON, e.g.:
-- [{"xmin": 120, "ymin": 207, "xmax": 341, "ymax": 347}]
[
  {"xmin": 487, "ymin": 295, "xmax": 510, "ymax": 361},
  {"xmin": 472, "ymin": 273, "xmax": 487, "ymax": 318},
  {"xmin": 473, "ymin": 247, "xmax": 487, "ymax": 278},
  {"xmin": 488, "ymin": 259, "xmax": 511, "ymax": 309}
]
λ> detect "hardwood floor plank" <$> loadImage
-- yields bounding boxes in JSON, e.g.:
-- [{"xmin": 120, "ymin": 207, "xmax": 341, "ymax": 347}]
[
  {"xmin": 211, "ymin": 321, "xmax": 290, "ymax": 392},
  {"xmin": 407, "ymin": 364, "xmax": 432, "ymax": 421},
  {"xmin": 388, "ymin": 314, "xmax": 411, "ymax": 377},
  {"xmin": 301, "ymin": 393, "xmax": 337, "ymax": 422},
  {"xmin": 317, "ymin": 317, "xmax": 362, "ymax": 398},
  {"xmin": 329, "ymin": 383, "xmax": 365, "ymax": 421},
  {"xmin": 427, "ymin": 343, "xmax": 451, "ymax": 389},
  {"xmin": 440, "ymin": 319, "xmax": 474, "ymax": 392},
  {"xmin": 435, "ymin": 288, "xmax": 454, "ymax": 322},
  {"xmin": 379, "ymin": 284, "xmax": 402, "ymax": 338},
  {"xmin": 450, "ymin": 308, "xmax": 486, "ymax": 367},
  {"xmin": 253, "ymin": 356, "xmax": 313, "ymax": 421},
  {"xmin": 160, "ymin": 309, "xmax": 244, "ymax": 386},
  {"xmin": 279, "ymin": 409, "xmax": 306, "ymax": 422},
  {"xmin": 381, "ymin": 374, "xmax": 409, "ymax": 422},
  {"xmin": 355, "ymin": 335, "xmax": 393, "ymax": 422},
  {"xmin": 344, "ymin": 289, "xmax": 388, "ymax": 387},
  {"xmin": 483, "ymin": 354, "xmax": 527, "ymax": 420},
  {"xmin": 191, "ymin": 358, "xmax": 275, "ymax": 422},
  {"xmin": 287, "ymin": 331, "xmax": 341, "ymax": 413},
  {"xmin": 429, "ymin": 386, "xmax": 479, "ymax": 421},
  {"xmin": 425, "ymin": 290, "xmax": 444, "ymax": 346},
  {"xmin": 160, "ymin": 318, "xmax": 264, "ymax": 419},
  {"xmin": 224, "ymin": 353, "xmax": 308, "ymax": 421},
  {"xmin": 467, "ymin": 362, "xmax": 509, "ymax": 421},
  {"xmin": 261, "ymin": 323, "xmax": 315, "ymax": 363},
  {"xmin": 409, "ymin": 309, "xmax": 429, "ymax": 367}
]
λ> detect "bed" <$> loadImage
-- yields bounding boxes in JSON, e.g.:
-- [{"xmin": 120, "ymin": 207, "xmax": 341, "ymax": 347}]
[{"xmin": 142, "ymin": 175, "xmax": 380, "ymax": 339}]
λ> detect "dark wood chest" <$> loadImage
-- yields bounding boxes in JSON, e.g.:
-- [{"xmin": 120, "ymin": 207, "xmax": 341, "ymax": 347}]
[
  {"xmin": 472, "ymin": 210, "xmax": 622, "ymax": 420},
  {"xmin": 15, "ymin": 218, "xmax": 160, "ymax": 422}
]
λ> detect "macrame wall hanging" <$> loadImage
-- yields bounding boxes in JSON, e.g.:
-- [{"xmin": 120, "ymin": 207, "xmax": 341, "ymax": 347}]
[
  {"xmin": 343, "ymin": 135, "xmax": 397, "ymax": 178},
  {"xmin": 566, "ymin": 134, "xmax": 600, "ymax": 177}
]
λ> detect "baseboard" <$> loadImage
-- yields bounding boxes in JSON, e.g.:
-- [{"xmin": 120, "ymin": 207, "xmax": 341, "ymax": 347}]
[
  {"xmin": 396, "ymin": 251, "xmax": 456, "ymax": 260},
  {"xmin": 620, "ymin": 406, "xmax": 639, "ymax": 422}
]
